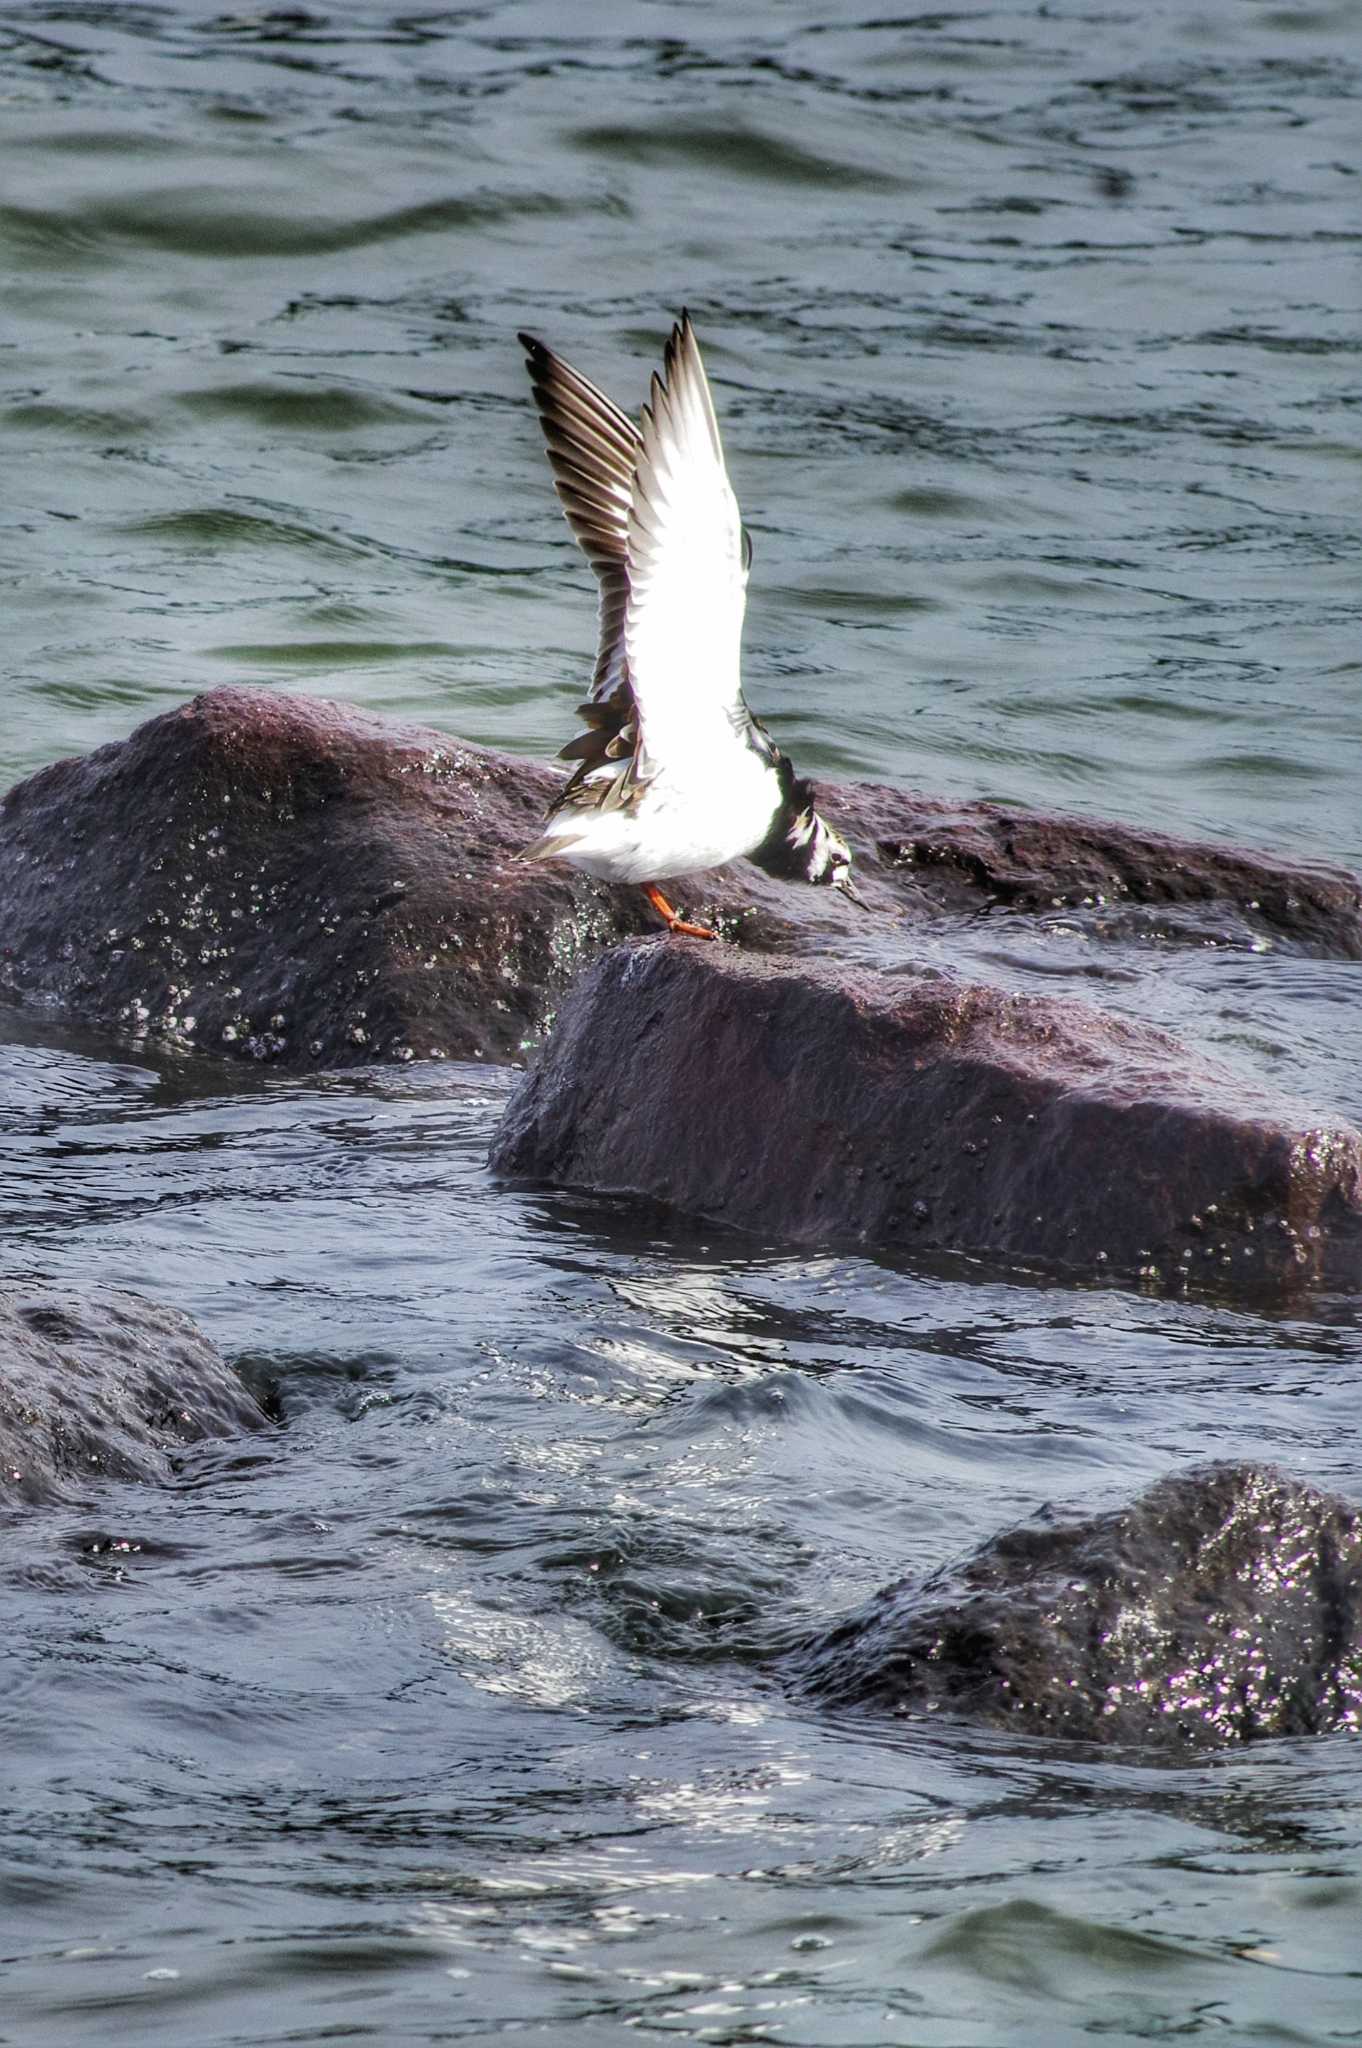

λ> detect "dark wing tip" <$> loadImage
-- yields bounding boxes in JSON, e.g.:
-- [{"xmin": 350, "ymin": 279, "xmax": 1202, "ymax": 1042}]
[{"xmin": 657, "ymin": 313, "xmax": 696, "ymax": 413}]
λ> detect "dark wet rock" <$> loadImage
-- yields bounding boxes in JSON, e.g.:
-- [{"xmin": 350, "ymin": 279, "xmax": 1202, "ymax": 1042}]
[
  {"xmin": 0, "ymin": 1282, "xmax": 271, "ymax": 1507},
  {"xmin": 0, "ymin": 688, "xmax": 805, "ymax": 1070},
  {"xmin": 2, "ymin": 688, "xmax": 1358, "ymax": 1074},
  {"xmin": 792, "ymin": 1463, "xmax": 1362, "ymax": 1747},
  {"xmin": 489, "ymin": 940, "xmax": 1362, "ymax": 1291},
  {"xmin": 830, "ymin": 784, "xmax": 1362, "ymax": 958},
  {"xmin": 7, "ymin": 689, "xmax": 1355, "ymax": 1295},
  {"xmin": 0, "ymin": 688, "xmax": 641, "ymax": 1067}
]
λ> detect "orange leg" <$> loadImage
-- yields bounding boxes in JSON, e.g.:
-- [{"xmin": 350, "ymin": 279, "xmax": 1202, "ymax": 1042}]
[{"xmin": 643, "ymin": 883, "xmax": 717, "ymax": 941}]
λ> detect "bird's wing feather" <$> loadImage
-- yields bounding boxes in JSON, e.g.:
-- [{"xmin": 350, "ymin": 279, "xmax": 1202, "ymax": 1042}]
[
  {"xmin": 623, "ymin": 316, "xmax": 748, "ymax": 775},
  {"xmin": 519, "ymin": 332, "xmax": 640, "ymax": 706},
  {"xmin": 519, "ymin": 315, "xmax": 748, "ymax": 809}
]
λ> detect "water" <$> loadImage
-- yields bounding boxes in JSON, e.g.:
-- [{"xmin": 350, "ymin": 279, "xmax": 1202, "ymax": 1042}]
[{"xmin": 2, "ymin": 2, "xmax": 1361, "ymax": 2041}]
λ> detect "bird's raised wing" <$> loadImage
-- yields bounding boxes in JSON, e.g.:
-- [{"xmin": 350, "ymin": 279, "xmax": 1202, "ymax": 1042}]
[
  {"xmin": 519, "ymin": 315, "xmax": 749, "ymax": 803},
  {"xmin": 519, "ymin": 328, "xmax": 641, "ymax": 709}
]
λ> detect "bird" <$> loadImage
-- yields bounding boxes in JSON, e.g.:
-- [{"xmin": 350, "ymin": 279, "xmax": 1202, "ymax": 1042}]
[{"xmin": 517, "ymin": 311, "xmax": 862, "ymax": 939}]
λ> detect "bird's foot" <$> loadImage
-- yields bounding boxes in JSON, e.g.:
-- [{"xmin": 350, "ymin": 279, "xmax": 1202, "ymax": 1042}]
[{"xmin": 643, "ymin": 883, "xmax": 718, "ymax": 941}]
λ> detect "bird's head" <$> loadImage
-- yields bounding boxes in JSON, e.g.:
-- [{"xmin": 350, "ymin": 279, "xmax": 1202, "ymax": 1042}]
[
  {"xmin": 794, "ymin": 806, "xmax": 866, "ymax": 904},
  {"xmin": 751, "ymin": 767, "xmax": 866, "ymax": 905}
]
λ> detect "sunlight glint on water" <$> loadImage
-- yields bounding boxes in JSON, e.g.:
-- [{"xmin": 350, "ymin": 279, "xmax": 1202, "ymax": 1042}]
[{"xmin": 2, "ymin": 3, "xmax": 1361, "ymax": 2043}]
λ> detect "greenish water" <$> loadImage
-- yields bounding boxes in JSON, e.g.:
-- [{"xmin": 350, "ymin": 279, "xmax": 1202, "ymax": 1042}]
[
  {"xmin": 4, "ymin": 1, "xmax": 1360, "ymax": 864},
  {"xmin": 2, "ymin": 4, "xmax": 1361, "ymax": 2044}
]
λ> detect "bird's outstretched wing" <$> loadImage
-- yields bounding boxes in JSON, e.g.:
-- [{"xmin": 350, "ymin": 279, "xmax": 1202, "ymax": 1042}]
[{"xmin": 519, "ymin": 314, "xmax": 749, "ymax": 815}]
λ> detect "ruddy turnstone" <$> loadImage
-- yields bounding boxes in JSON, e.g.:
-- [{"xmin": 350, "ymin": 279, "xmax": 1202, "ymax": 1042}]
[{"xmin": 518, "ymin": 312, "xmax": 861, "ymax": 939}]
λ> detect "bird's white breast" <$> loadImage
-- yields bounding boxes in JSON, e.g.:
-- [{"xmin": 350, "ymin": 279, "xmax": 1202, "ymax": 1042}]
[{"xmin": 546, "ymin": 736, "xmax": 780, "ymax": 884}]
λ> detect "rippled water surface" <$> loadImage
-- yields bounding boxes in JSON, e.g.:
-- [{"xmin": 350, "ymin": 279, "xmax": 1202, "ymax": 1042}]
[{"xmin": 3, "ymin": 2, "xmax": 1361, "ymax": 2042}]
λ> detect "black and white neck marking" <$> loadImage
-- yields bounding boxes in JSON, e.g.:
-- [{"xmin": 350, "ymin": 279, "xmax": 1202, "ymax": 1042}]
[{"xmin": 748, "ymin": 749, "xmax": 858, "ymax": 895}]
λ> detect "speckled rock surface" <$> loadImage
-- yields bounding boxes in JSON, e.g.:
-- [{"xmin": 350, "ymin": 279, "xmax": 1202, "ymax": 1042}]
[
  {"xmin": 0, "ymin": 1282, "xmax": 270, "ymax": 1508},
  {"xmin": 840, "ymin": 785, "xmax": 1362, "ymax": 957},
  {"xmin": 489, "ymin": 940, "xmax": 1362, "ymax": 1291},
  {"xmin": 0, "ymin": 689, "xmax": 635, "ymax": 1067},
  {"xmin": 792, "ymin": 1463, "xmax": 1362, "ymax": 1746},
  {"xmin": 2, "ymin": 688, "xmax": 1359, "ymax": 1072},
  {"xmin": 0, "ymin": 689, "xmax": 875, "ymax": 1069}
]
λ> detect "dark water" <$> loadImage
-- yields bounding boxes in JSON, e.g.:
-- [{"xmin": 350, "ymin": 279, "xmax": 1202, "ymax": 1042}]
[{"xmin": 3, "ymin": 3, "xmax": 1361, "ymax": 2042}]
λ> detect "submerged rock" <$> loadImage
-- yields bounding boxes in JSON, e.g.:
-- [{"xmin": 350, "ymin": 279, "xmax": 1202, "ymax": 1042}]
[
  {"xmin": 792, "ymin": 1463, "xmax": 1362, "ymax": 1746},
  {"xmin": 489, "ymin": 940, "xmax": 1362, "ymax": 1291},
  {"xmin": 2, "ymin": 688, "xmax": 1358, "ymax": 1072},
  {"xmin": 0, "ymin": 1282, "xmax": 270, "ymax": 1507}
]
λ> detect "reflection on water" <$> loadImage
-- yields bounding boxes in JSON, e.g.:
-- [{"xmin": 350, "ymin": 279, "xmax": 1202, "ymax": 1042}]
[
  {"xmin": 3, "ymin": 1017, "xmax": 1362, "ymax": 2041},
  {"xmin": 3, "ymin": 0, "xmax": 1361, "ymax": 2041}
]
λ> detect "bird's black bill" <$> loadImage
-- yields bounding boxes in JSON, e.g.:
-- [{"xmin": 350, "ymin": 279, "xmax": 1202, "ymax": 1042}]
[{"xmin": 835, "ymin": 874, "xmax": 870, "ymax": 909}]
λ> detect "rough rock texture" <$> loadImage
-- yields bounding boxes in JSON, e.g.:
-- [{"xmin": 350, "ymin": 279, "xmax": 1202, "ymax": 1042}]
[
  {"xmin": 0, "ymin": 1283, "xmax": 271, "ymax": 1507},
  {"xmin": 0, "ymin": 689, "xmax": 636, "ymax": 1067},
  {"xmin": 792, "ymin": 1463, "xmax": 1362, "ymax": 1747},
  {"xmin": 490, "ymin": 940, "xmax": 1362, "ymax": 1290},
  {"xmin": 2, "ymin": 689, "xmax": 1359, "ymax": 1073},
  {"xmin": 0, "ymin": 688, "xmax": 863, "ymax": 1067},
  {"xmin": 842, "ymin": 785, "xmax": 1362, "ymax": 957}
]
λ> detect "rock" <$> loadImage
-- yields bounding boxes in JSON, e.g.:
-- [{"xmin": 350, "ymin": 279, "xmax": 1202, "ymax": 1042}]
[
  {"xmin": 0, "ymin": 688, "xmax": 634, "ymax": 1067},
  {"xmin": 836, "ymin": 786, "xmax": 1362, "ymax": 958},
  {"xmin": 2, "ymin": 689, "xmax": 1358, "ymax": 1071},
  {"xmin": 0, "ymin": 688, "xmax": 841, "ymax": 1069},
  {"xmin": 791, "ymin": 1463, "xmax": 1362, "ymax": 1746},
  {"xmin": 489, "ymin": 940, "xmax": 1362, "ymax": 1291},
  {"xmin": 0, "ymin": 1282, "xmax": 271, "ymax": 1507}
]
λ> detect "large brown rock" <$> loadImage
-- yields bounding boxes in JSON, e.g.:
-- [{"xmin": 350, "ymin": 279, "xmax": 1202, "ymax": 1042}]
[
  {"xmin": 2, "ymin": 688, "xmax": 1359, "ymax": 1071},
  {"xmin": 0, "ymin": 689, "xmax": 870, "ymax": 1069},
  {"xmin": 489, "ymin": 940, "xmax": 1362, "ymax": 1290},
  {"xmin": 0, "ymin": 689, "xmax": 634, "ymax": 1067},
  {"xmin": 791, "ymin": 1463, "xmax": 1362, "ymax": 1747},
  {"xmin": 0, "ymin": 1283, "xmax": 271, "ymax": 1507}
]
